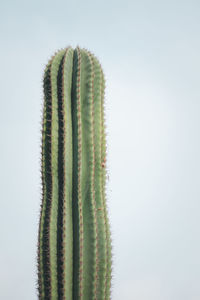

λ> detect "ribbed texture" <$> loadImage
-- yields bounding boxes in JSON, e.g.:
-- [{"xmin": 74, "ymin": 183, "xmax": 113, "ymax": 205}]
[{"xmin": 38, "ymin": 46, "xmax": 112, "ymax": 300}]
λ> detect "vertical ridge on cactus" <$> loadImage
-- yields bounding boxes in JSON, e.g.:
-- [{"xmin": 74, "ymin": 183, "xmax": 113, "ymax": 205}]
[{"xmin": 38, "ymin": 46, "xmax": 112, "ymax": 300}]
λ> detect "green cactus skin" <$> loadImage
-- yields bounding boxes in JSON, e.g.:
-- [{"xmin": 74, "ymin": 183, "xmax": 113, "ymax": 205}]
[{"xmin": 38, "ymin": 46, "xmax": 112, "ymax": 300}]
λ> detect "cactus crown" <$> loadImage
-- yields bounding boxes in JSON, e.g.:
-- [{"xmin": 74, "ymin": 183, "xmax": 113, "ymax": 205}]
[{"xmin": 38, "ymin": 46, "xmax": 112, "ymax": 299}]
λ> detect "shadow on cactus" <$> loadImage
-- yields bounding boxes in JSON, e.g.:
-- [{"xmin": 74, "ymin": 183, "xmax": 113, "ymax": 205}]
[{"xmin": 37, "ymin": 46, "xmax": 112, "ymax": 299}]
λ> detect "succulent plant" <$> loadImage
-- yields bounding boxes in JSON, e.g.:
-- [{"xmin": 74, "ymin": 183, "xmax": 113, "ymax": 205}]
[{"xmin": 37, "ymin": 46, "xmax": 112, "ymax": 300}]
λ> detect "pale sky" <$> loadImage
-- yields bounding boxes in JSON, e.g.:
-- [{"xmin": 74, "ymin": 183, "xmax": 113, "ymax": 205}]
[{"xmin": 0, "ymin": 0, "xmax": 200, "ymax": 299}]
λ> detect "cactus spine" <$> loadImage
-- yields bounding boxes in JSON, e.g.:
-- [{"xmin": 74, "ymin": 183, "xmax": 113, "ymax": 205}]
[{"xmin": 38, "ymin": 46, "xmax": 112, "ymax": 300}]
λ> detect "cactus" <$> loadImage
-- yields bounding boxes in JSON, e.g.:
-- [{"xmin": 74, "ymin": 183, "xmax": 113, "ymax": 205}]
[{"xmin": 37, "ymin": 46, "xmax": 112, "ymax": 300}]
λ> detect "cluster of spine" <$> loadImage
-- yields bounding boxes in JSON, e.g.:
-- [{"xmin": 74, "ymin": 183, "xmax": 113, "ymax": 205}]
[{"xmin": 38, "ymin": 46, "xmax": 112, "ymax": 300}]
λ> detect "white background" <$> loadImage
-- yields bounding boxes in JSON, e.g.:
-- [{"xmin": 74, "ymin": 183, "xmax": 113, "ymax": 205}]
[{"xmin": 0, "ymin": 0, "xmax": 200, "ymax": 299}]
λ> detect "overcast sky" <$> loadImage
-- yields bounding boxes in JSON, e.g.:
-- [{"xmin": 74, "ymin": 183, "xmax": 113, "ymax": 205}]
[{"xmin": 0, "ymin": 0, "xmax": 200, "ymax": 299}]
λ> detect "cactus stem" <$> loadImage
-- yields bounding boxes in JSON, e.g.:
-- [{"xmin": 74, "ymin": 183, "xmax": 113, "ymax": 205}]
[{"xmin": 38, "ymin": 46, "xmax": 112, "ymax": 300}]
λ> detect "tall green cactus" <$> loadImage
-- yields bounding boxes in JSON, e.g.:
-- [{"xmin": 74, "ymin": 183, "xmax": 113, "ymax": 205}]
[{"xmin": 37, "ymin": 46, "xmax": 112, "ymax": 300}]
